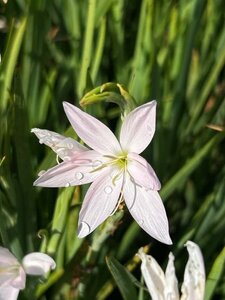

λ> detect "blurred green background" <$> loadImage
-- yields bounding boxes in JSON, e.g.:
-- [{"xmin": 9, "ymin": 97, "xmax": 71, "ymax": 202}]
[{"xmin": 0, "ymin": 0, "xmax": 225, "ymax": 299}]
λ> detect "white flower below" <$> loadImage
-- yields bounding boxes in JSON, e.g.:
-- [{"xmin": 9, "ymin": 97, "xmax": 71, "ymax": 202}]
[
  {"xmin": 138, "ymin": 241, "xmax": 205, "ymax": 300},
  {"xmin": 0, "ymin": 246, "xmax": 56, "ymax": 300}
]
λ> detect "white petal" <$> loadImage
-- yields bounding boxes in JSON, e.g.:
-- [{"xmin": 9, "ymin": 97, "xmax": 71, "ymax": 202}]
[
  {"xmin": 138, "ymin": 247, "xmax": 165, "ymax": 300},
  {"xmin": 120, "ymin": 101, "xmax": 156, "ymax": 154},
  {"xmin": 0, "ymin": 247, "xmax": 18, "ymax": 266},
  {"xmin": 0, "ymin": 247, "xmax": 26, "ymax": 290},
  {"xmin": 31, "ymin": 128, "xmax": 88, "ymax": 161},
  {"xmin": 22, "ymin": 253, "xmax": 56, "ymax": 276},
  {"xmin": 123, "ymin": 176, "xmax": 172, "ymax": 244},
  {"xmin": 127, "ymin": 153, "xmax": 161, "ymax": 190},
  {"xmin": 63, "ymin": 102, "xmax": 122, "ymax": 155},
  {"xmin": 78, "ymin": 168, "xmax": 123, "ymax": 238},
  {"xmin": 34, "ymin": 150, "xmax": 107, "ymax": 187},
  {"xmin": 0, "ymin": 286, "xmax": 20, "ymax": 300},
  {"xmin": 181, "ymin": 241, "xmax": 205, "ymax": 300},
  {"xmin": 164, "ymin": 253, "xmax": 179, "ymax": 300}
]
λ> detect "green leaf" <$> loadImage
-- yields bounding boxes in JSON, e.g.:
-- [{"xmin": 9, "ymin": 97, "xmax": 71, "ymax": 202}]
[
  {"xmin": 0, "ymin": 17, "xmax": 27, "ymax": 111},
  {"xmin": 161, "ymin": 132, "xmax": 225, "ymax": 199},
  {"xmin": 106, "ymin": 256, "xmax": 138, "ymax": 300},
  {"xmin": 205, "ymin": 246, "xmax": 225, "ymax": 300}
]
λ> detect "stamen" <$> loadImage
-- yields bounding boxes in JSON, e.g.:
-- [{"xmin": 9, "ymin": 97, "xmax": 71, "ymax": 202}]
[
  {"xmin": 56, "ymin": 155, "xmax": 60, "ymax": 164},
  {"xmin": 110, "ymin": 192, "xmax": 124, "ymax": 216}
]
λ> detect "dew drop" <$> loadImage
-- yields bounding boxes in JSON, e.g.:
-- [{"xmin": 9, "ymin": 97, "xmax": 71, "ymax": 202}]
[
  {"xmin": 75, "ymin": 172, "xmax": 84, "ymax": 180},
  {"xmin": 63, "ymin": 156, "xmax": 71, "ymax": 162},
  {"xmin": 39, "ymin": 139, "xmax": 44, "ymax": 144},
  {"xmin": 104, "ymin": 186, "xmax": 112, "ymax": 194},
  {"xmin": 65, "ymin": 182, "xmax": 70, "ymax": 187},
  {"xmin": 78, "ymin": 221, "xmax": 91, "ymax": 238},
  {"xmin": 67, "ymin": 143, "xmax": 74, "ymax": 150},
  {"xmin": 38, "ymin": 170, "xmax": 46, "ymax": 176},
  {"xmin": 92, "ymin": 160, "xmax": 102, "ymax": 168},
  {"xmin": 138, "ymin": 219, "xmax": 144, "ymax": 225}
]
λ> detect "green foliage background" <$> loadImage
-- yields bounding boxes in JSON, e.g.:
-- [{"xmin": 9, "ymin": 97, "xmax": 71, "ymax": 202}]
[{"xmin": 0, "ymin": 0, "xmax": 225, "ymax": 299}]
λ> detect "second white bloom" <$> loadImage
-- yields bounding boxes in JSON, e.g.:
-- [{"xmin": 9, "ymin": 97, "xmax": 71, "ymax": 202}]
[{"xmin": 138, "ymin": 241, "xmax": 205, "ymax": 300}]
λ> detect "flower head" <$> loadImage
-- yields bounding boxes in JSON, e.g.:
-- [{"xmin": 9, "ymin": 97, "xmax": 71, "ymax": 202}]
[
  {"xmin": 32, "ymin": 101, "xmax": 172, "ymax": 244},
  {"xmin": 138, "ymin": 241, "xmax": 205, "ymax": 300},
  {"xmin": 0, "ymin": 246, "xmax": 56, "ymax": 300}
]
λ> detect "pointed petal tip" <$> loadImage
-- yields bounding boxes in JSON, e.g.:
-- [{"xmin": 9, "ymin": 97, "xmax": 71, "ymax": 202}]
[
  {"xmin": 33, "ymin": 178, "xmax": 41, "ymax": 187},
  {"xmin": 33, "ymin": 177, "xmax": 48, "ymax": 188},
  {"xmin": 150, "ymin": 99, "xmax": 157, "ymax": 106},
  {"xmin": 63, "ymin": 101, "xmax": 73, "ymax": 110},
  {"xmin": 77, "ymin": 221, "xmax": 91, "ymax": 238},
  {"xmin": 31, "ymin": 128, "xmax": 41, "ymax": 134},
  {"xmin": 164, "ymin": 236, "xmax": 173, "ymax": 245},
  {"xmin": 156, "ymin": 234, "xmax": 172, "ymax": 245}
]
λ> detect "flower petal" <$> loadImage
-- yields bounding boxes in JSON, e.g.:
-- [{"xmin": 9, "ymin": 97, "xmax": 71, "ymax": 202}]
[
  {"xmin": 181, "ymin": 241, "xmax": 205, "ymax": 300},
  {"xmin": 164, "ymin": 253, "xmax": 179, "ymax": 300},
  {"xmin": 0, "ymin": 247, "xmax": 18, "ymax": 266},
  {"xmin": 0, "ymin": 247, "xmax": 26, "ymax": 290},
  {"xmin": 0, "ymin": 286, "xmax": 20, "ymax": 300},
  {"xmin": 120, "ymin": 101, "xmax": 157, "ymax": 154},
  {"xmin": 123, "ymin": 175, "xmax": 172, "ymax": 244},
  {"xmin": 34, "ymin": 150, "xmax": 107, "ymax": 187},
  {"xmin": 127, "ymin": 153, "xmax": 161, "ymax": 190},
  {"xmin": 22, "ymin": 253, "xmax": 56, "ymax": 276},
  {"xmin": 31, "ymin": 128, "xmax": 88, "ymax": 161},
  {"xmin": 138, "ymin": 247, "xmax": 165, "ymax": 300},
  {"xmin": 63, "ymin": 102, "xmax": 122, "ymax": 155},
  {"xmin": 78, "ymin": 168, "xmax": 123, "ymax": 238}
]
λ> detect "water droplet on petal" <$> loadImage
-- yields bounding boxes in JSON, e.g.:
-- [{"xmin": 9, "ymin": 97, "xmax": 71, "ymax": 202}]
[
  {"xmin": 78, "ymin": 221, "xmax": 91, "ymax": 238},
  {"xmin": 92, "ymin": 160, "xmax": 102, "ymax": 168},
  {"xmin": 138, "ymin": 219, "xmax": 144, "ymax": 226},
  {"xmin": 65, "ymin": 183, "xmax": 70, "ymax": 187},
  {"xmin": 39, "ymin": 139, "xmax": 44, "ymax": 144},
  {"xmin": 63, "ymin": 156, "xmax": 71, "ymax": 162},
  {"xmin": 38, "ymin": 170, "xmax": 46, "ymax": 176},
  {"xmin": 67, "ymin": 143, "xmax": 74, "ymax": 150},
  {"xmin": 104, "ymin": 186, "xmax": 112, "ymax": 194},
  {"xmin": 75, "ymin": 172, "xmax": 84, "ymax": 180}
]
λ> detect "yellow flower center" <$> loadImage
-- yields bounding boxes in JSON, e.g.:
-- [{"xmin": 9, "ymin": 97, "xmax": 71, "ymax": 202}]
[{"xmin": 115, "ymin": 154, "xmax": 128, "ymax": 171}]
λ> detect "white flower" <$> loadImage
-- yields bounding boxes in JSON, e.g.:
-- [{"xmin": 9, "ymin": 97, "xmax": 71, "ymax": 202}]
[
  {"xmin": 32, "ymin": 101, "xmax": 172, "ymax": 244},
  {"xmin": 0, "ymin": 246, "xmax": 56, "ymax": 300},
  {"xmin": 138, "ymin": 241, "xmax": 205, "ymax": 300}
]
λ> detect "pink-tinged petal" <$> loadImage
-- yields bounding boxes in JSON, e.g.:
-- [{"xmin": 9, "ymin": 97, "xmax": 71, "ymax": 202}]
[
  {"xmin": 22, "ymin": 252, "xmax": 56, "ymax": 276},
  {"xmin": 123, "ymin": 176, "xmax": 172, "ymax": 244},
  {"xmin": 0, "ymin": 247, "xmax": 18, "ymax": 266},
  {"xmin": 138, "ymin": 247, "xmax": 165, "ymax": 300},
  {"xmin": 78, "ymin": 168, "xmax": 123, "ymax": 238},
  {"xmin": 63, "ymin": 102, "xmax": 122, "ymax": 155},
  {"xmin": 181, "ymin": 241, "xmax": 205, "ymax": 300},
  {"xmin": 127, "ymin": 153, "xmax": 161, "ymax": 190},
  {"xmin": 0, "ymin": 247, "xmax": 26, "ymax": 290},
  {"xmin": 0, "ymin": 286, "xmax": 20, "ymax": 300},
  {"xmin": 0, "ymin": 271, "xmax": 24, "ymax": 290},
  {"xmin": 31, "ymin": 128, "xmax": 88, "ymax": 161},
  {"xmin": 120, "ymin": 101, "xmax": 157, "ymax": 154},
  {"xmin": 10, "ymin": 267, "xmax": 26, "ymax": 290},
  {"xmin": 165, "ymin": 253, "xmax": 179, "ymax": 299},
  {"xmin": 34, "ymin": 150, "xmax": 107, "ymax": 187}
]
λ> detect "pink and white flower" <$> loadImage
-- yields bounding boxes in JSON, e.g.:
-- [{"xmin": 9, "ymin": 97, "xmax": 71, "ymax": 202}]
[
  {"xmin": 32, "ymin": 101, "xmax": 172, "ymax": 244},
  {"xmin": 0, "ymin": 246, "xmax": 56, "ymax": 300}
]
